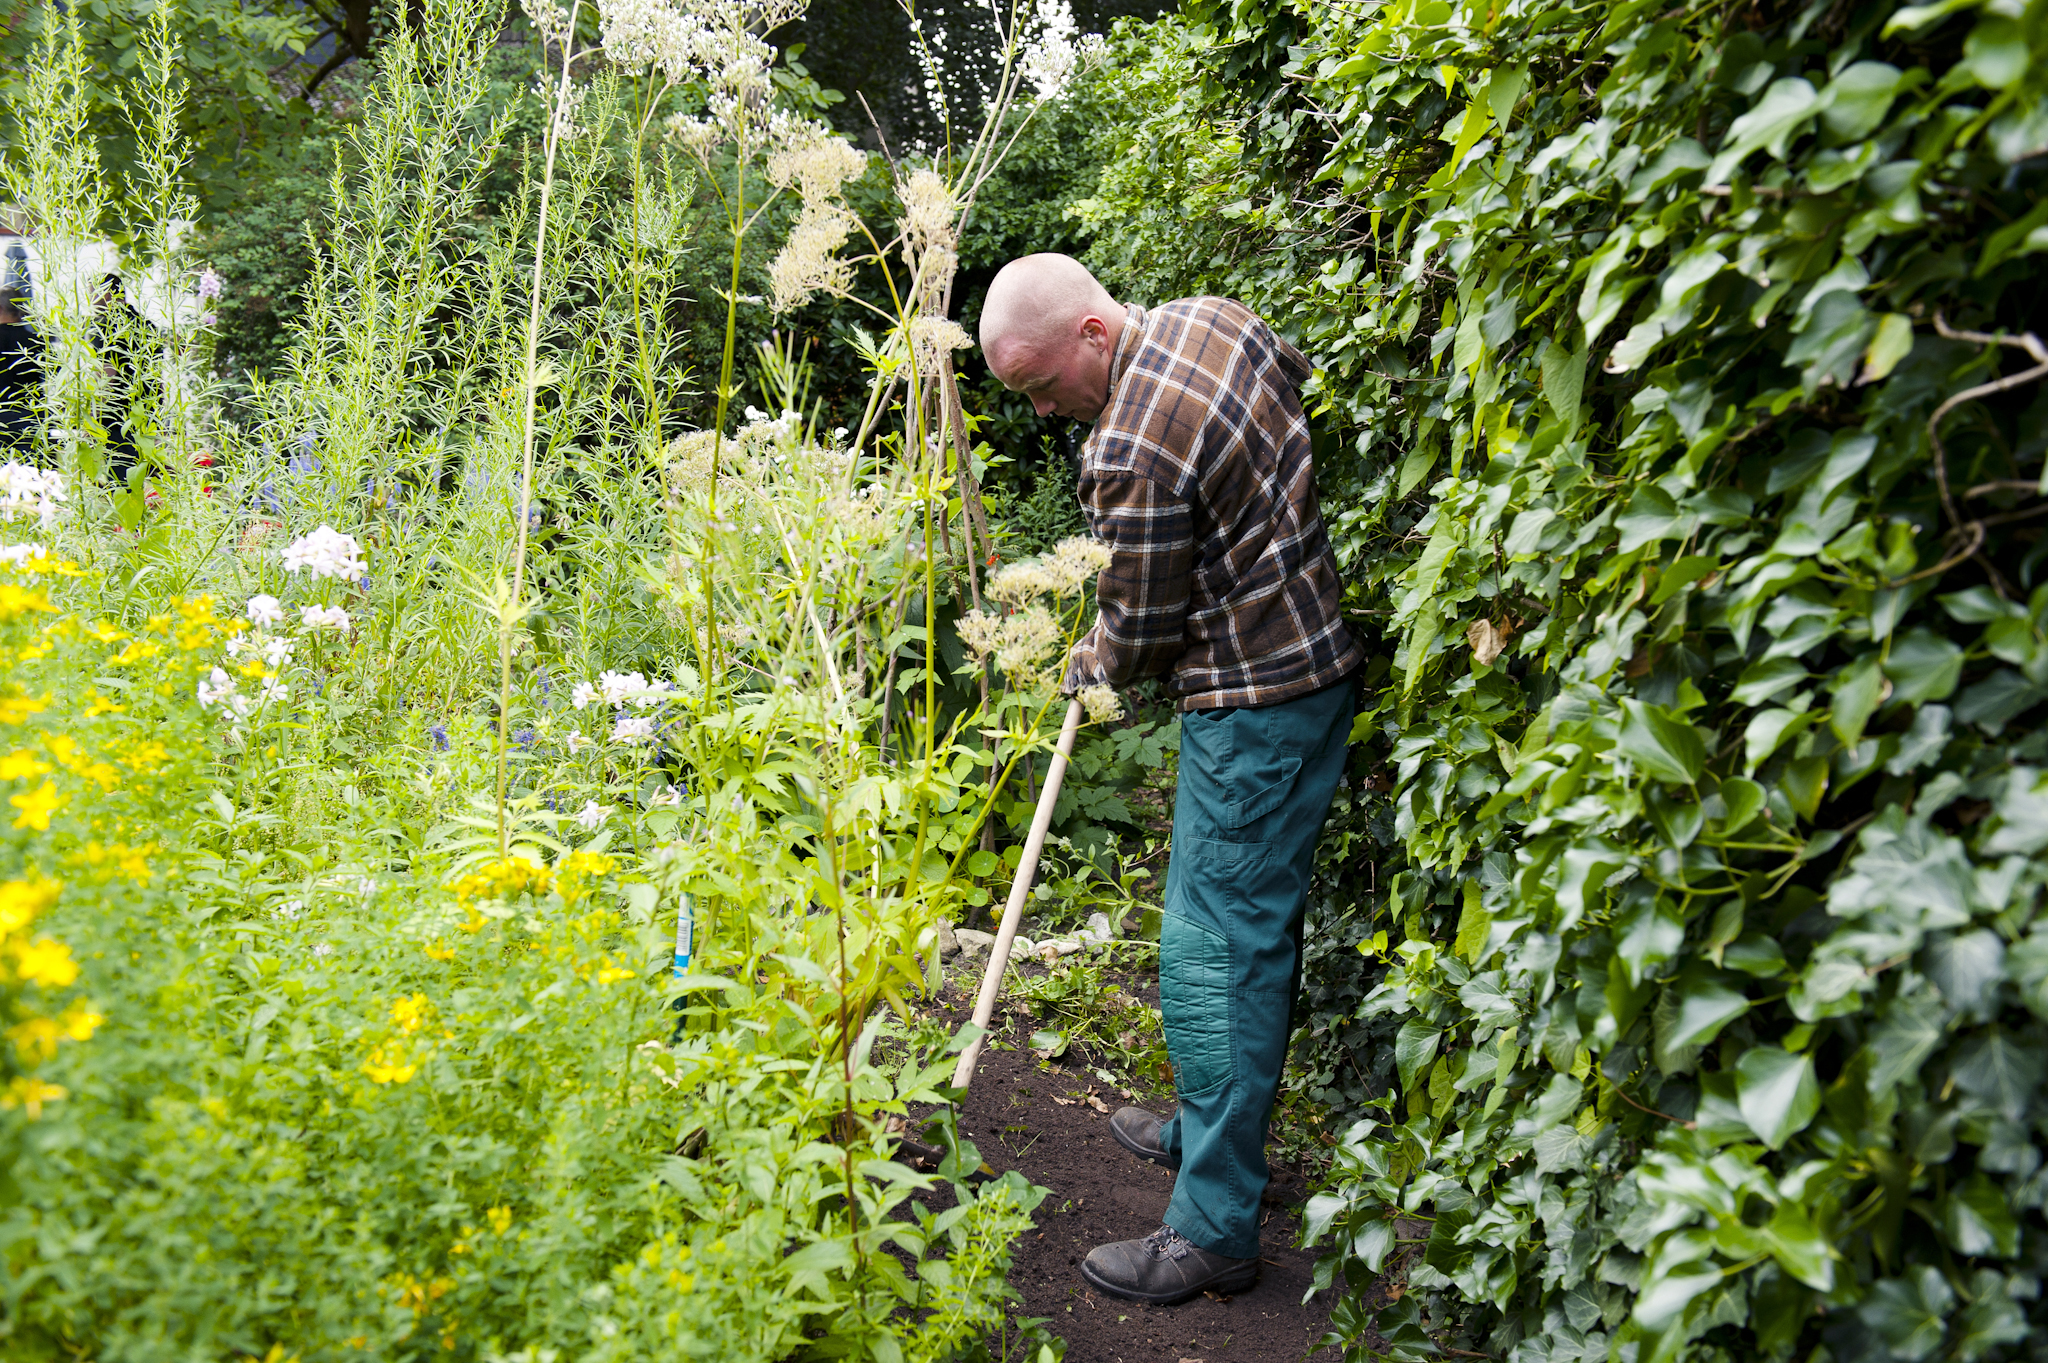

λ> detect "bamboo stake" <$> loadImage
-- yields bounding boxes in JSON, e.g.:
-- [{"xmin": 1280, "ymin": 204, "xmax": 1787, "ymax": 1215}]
[{"xmin": 951, "ymin": 697, "xmax": 1085, "ymax": 1091}]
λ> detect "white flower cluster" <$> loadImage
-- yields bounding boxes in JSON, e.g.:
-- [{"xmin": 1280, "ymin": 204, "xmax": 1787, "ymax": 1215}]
[
  {"xmin": 575, "ymin": 800, "xmax": 610, "ymax": 831},
  {"xmin": 196, "ymin": 666, "xmax": 287, "ymax": 717},
  {"xmin": 988, "ymin": 535, "xmax": 1113, "ymax": 605},
  {"xmin": 909, "ymin": 315, "xmax": 974, "ymax": 378},
  {"xmin": 571, "ymin": 669, "xmax": 674, "ymax": 710},
  {"xmin": 1018, "ymin": 0, "xmax": 1101, "ymax": 100},
  {"xmin": 957, "ymin": 601, "xmax": 1063, "ymax": 683},
  {"xmin": 0, "ymin": 542, "xmax": 48, "ymax": 566},
  {"xmin": 281, "ymin": 525, "xmax": 367, "ymax": 581},
  {"xmin": 765, "ymin": 128, "xmax": 868, "ymax": 314},
  {"xmin": 0, "ymin": 464, "xmax": 67, "ymax": 531},
  {"xmin": 300, "ymin": 604, "xmax": 351, "ymax": 631},
  {"xmin": 1077, "ymin": 683, "xmax": 1124, "ymax": 724}
]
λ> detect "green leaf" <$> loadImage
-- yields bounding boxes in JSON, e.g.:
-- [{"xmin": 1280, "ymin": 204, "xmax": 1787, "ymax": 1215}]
[
  {"xmin": 1731, "ymin": 657, "xmax": 1809, "ymax": 706},
  {"xmin": 1983, "ymin": 767, "xmax": 2048, "ymax": 854},
  {"xmin": 1829, "ymin": 655, "xmax": 1885, "ymax": 747},
  {"xmin": 1706, "ymin": 77, "xmax": 1821, "ymax": 182},
  {"xmin": 1883, "ymin": 0, "xmax": 1982, "ymax": 35},
  {"xmin": 1484, "ymin": 62, "xmax": 1528, "ymax": 124},
  {"xmin": 1860, "ymin": 313, "xmax": 1915, "ymax": 382},
  {"xmin": 1617, "ymin": 699, "xmax": 1706, "ymax": 784},
  {"xmin": 1963, "ymin": 16, "xmax": 2027, "ymax": 88},
  {"xmin": 1719, "ymin": 777, "xmax": 1766, "ymax": 834},
  {"xmin": 1764, "ymin": 1199, "xmax": 1834, "ymax": 1289},
  {"xmin": 1951, "ymin": 1029, "xmax": 2043, "ymax": 1122},
  {"xmin": 1884, "ymin": 629, "xmax": 1966, "ymax": 702},
  {"xmin": 1458, "ymin": 971, "xmax": 1522, "ymax": 1029},
  {"xmin": 1942, "ymin": 1172, "xmax": 2021, "ymax": 1257},
  {"xmin": 1819, "ymin": 61, "xmax": 1904, "ymax": 140},
  {"xmin": 1396, "ymin": 1017, "xmax": 1443, "ymax": 1092},
  {"xmin": 1652, "ymin": 970, "xmax": 1750, "ymax": 1073},
  {"xmin": 1735, "ymin": 1046, "xmax": 1820, "ymax": 1148},
  {"xmin": 1540, "ymin": 338, "xmax": 1588, "ymax": 426},
  {"xmin": 1453, "ymin": 880, "xmax": 1493, "ymax": 964},
  {"xmin": 1856, "ymin": 1265, "xmax": 1954, "ymax": 1361}
]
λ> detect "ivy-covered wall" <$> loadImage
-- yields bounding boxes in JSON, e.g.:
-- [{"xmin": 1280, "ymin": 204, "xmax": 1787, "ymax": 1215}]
[{"xmin": 1079, "ymin": 0, "xmax": 2048, "ymax": 1357}]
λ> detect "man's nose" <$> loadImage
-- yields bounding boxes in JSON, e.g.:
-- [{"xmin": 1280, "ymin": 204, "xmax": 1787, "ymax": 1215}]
[{"xmin": 1032, "ymin": 394, "xmax": 1056, "ymax": 416}]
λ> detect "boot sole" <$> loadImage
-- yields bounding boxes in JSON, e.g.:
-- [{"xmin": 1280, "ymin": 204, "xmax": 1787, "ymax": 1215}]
[
  {"xmin": 1079, "ymin": 1256, "xmax": 1259, "ymax": 1306},
  {"xmin": 1109, "ymin": 1120, "xmax": 1181, "ymax": 1171}
]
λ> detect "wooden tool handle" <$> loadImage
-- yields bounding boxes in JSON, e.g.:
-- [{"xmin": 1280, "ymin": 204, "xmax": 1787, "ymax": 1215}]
[{"xmin": 950, "ymin": 696, "xmax": 1085, "ymax": 1092}]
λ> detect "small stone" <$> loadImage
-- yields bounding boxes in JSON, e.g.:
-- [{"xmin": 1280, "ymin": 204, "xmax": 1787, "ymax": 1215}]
[
  {"xmin": 1042, "ymin": 938, "xmax": 1083, "ymax": 958},
  {"xmin": 937, "ymin": 920, "xmax": 960, "ymax": 958},
  {"xmin": 1011, "ymin": 936, "xmax": 1036, "ymax": 958},
  {"xmin": 1085, "ymin": 911, "xmax": 1113, "ymax": 940},
  {"xmin": 955, "ymin": 928, "xmax": 995, "ymax": 954}
]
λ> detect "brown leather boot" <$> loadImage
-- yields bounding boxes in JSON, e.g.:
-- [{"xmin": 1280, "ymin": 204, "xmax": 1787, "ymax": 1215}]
[{"xmin": 1079, "ymin": 1224, "xmax": 1258, "ymax": 1305}]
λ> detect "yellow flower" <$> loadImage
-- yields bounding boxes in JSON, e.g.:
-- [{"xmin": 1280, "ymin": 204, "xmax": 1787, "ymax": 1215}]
[
  {"xmin": 0, "ymin": 873, "xmax": 60, "ymax": 935},
  {"xmin": 389, "ymin": 994, "xmax": 430, "ymax": 1035},
  {"xmin": 486, "ymin": 1206, "xmax": 513, "ymax": 1234},
  {"xmin": 113, "ymin": 638, "xmax": 163, "ymax": 665},
  {"xmin": 450, "ymin": 857, "xmax": 552, "ymax": 907},
  {"xmin": 84, "ymin": 619, "xmax": 131, "ymax": 643},
  {"xmin": 0, "ymin": 692, "xmax": 49, "ymax": 724},
  {"xmin": 10, "ymin": 1014, "xmax": 64, "ymax": 1062},
  {"xmin": 0, "ymin": 749, "xmax": 52, "ymax": 780},
  {"xmin": 60, "ymin": 999, "xmax": 103, "ymax": 1042},
  {"xmin": 10, "ymin": 780, "xmax": 64, "ymax": 831},
  {"xmin": 0, "ymin": 583, "xmax": 55, "ymax": 620},
  {"xmin": 588, "ymin": 958, "xmax": 635, "ymax": 985},
  {"xmin": 422, "ymin": 941, "xmax": 456, "ymax": 961},
  {"xmin": 554, "ymin": 850, "xmax": 618, "ymax": 906},
  {"xmin": 13, "ymin": 935, "xmax": 78, "ymax": 987},
  {"xmin": 361, "ymin": 1041, "xmax": 417, "ymax": 1084},
  {"xmin": 83, "ymin": 696, "xmax": 126, "ymax": 716},
  {"xmin": 119, "ymin": 740, "xmax": 169, "ymax": 773},
  {"xmin": 83, "ymin": 841, "xmax": 155, "ymax": 884},
  {"xmin": 0, "ymin": 1075, "xmax": 67, "ymax": 1118},
  {"xmin": 236, "ymin": 658, "xmax": 269, "ymax": 680}
]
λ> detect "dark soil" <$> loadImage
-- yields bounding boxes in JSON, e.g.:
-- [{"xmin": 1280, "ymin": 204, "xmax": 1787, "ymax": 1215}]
[{"xmin": 915, "ymin": 965, "xmax": 1342, "ymax": 1363}]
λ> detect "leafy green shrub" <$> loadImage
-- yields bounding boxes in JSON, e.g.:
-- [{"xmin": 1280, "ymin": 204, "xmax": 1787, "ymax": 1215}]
[{"xmin": 1082, "ymin": 0, "xmax": 2048, "ymax": 1358}]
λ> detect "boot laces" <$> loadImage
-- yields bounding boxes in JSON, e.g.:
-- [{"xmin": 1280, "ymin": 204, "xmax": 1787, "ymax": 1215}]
[{"xmin": 1142, "ymin": 1225, "xmax": 1193, "ymax": 1261}]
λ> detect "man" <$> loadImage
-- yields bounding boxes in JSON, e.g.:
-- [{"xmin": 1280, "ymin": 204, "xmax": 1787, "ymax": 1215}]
[
  {"xmin": 979, "ymin": 254, "xmax": 1363, "ymax": 1304},
  {"xmin": 0, "ymin": 289, "xmax": 43, "ymax": 456}
]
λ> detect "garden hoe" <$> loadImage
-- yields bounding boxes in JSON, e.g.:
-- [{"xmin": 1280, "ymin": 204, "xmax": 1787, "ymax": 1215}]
[{"xmin": 891, "ymin": 697, "xmax": 1086, "ymax": 1175}]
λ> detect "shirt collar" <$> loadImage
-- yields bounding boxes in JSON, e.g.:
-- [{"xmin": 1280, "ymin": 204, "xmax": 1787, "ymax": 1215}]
[{"xmin": 1107, "ymin": 302, "xmax": 1147, "ymax": 397}]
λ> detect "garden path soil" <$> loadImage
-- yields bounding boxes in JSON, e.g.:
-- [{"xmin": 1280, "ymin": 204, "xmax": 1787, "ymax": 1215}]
[{"xmin": 915, "ymin": 970, "xmax": 1342, "ymax": 1363}]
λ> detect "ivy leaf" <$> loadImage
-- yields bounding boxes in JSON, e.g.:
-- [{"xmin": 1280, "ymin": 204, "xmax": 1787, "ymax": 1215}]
[
  {"xmin": 1617, "ymin": 699, "xmax": 1706, "ymax": 784},
  {"xmin": 1941, "ymin": 1171, "xmax": 2021, "ymax": 1257},
  {"xmin": 1735, "ymin": 1046, "xmax": 1820, "ymax": 1149},
  {"xmin": 1819, "ymin": 61, "xmax": 1904, "ymax": 141},
  {"xmin": 1719, "ymin": 777, "xmax": 1766, "ymax": 834},
  {"xmin": 1652, "ymin": 968, "xmax": 1750, "ymax": 1073},
  {"xmin": 1951, "ymin": 1029, "xmax": 2043, "ymax": 1122},
  {"xmin": 1395, "ymin": 1017, "xmax": 1443, "ymax": 1092},
  {"xmin": 1830, "ymin": 655, "xmax": 1886, "ymax": 747},
  {"xmin": 1983, "ymin": 767, "xmax": 2048, "ymax": 854},
  {"xmin": 1539, "ymin": 338, "xmax": 1587, "ymax": 426},
  {"xmin": 1856, "ymin": 1265, "xmax": 1954, "ymax": 1361},
  {"xmin": 1865, "ymin": 987, "xmax": 1945, "ymax": 1100},
  {"xmin": 1925, "ymin": 929, "xmax": 2006, "ymax": 1023},
  {"xmin": 1764, "ymin": 1199, "xmax": 1834, "ymax": 1289},
  {"xmin": 1458, "ymin": 971, "xmax": 1521, "ymax": 1030},
  {"xmin": 1706, "ymin": 77, "xmax": 1821, "ymax": 182},
  {"xmin": 1731, "ymin": 657, "xmax": 1809, "ymax": 706},
  {"xmin": 1884, "ymin": 629, "xmax": 1964, "ymax": 703}
]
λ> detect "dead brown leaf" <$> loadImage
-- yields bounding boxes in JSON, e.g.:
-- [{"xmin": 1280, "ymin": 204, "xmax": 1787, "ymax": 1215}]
[
  {"xmin": 1086, "ymin": 1094, "xmax": 1111, "ymax": 1114},
  {"xmin": 1467, "ymin": 617, "xmax": 1508, "ymax": 665}
]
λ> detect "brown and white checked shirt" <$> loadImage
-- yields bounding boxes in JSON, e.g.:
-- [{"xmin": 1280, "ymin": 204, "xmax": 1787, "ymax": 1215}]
[{"xmin": 1064, "ymin": 297, "xmax": 1363, "ymax": 711}]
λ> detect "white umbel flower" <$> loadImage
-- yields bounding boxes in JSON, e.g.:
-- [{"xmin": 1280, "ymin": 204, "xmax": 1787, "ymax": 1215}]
[
  {"xmin": 280, "ymin": 525, "xmax": 367, "ymax": 581},
  {"xmin": 245, "ymin": 593, "xmax": 283, "ymax": 626},
  {"xmin": 0, "ymin": 464, "xmax": 66, "ymax": 530},
  {"xmin": 300, "ymin": 604, "xmax": 351, "ymax": 631},
  {"xmin": 574, "ymin": 800, "xmax": 609, "ymax": 830}
]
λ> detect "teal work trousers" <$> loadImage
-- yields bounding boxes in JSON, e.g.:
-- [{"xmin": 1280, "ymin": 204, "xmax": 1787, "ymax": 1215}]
[{"xmin": 1158, "ymin": 675, "xmax": 1355, "ymax": 1259}]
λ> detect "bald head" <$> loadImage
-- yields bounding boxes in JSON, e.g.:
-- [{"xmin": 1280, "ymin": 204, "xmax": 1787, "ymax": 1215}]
[{"xmin": 979, "ymin": 254, "xmax": 1125, "ymax": 422}]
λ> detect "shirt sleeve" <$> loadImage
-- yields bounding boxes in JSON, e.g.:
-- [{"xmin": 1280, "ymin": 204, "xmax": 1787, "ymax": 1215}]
[{"xmin": 1063, "ymin": 473, "xmax": 1195, "ymax": 692}]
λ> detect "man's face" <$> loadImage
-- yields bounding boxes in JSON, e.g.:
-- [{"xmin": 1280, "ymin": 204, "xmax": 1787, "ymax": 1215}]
[{"xmin": 989, "ymin": 315, "xmax": 1117, "ymax": 423}]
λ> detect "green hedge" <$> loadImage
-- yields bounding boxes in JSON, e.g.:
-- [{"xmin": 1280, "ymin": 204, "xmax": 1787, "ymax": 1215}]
[{"xmin": 1078, "ymin": 0, "xmax": 2048, "ymax": 1357}]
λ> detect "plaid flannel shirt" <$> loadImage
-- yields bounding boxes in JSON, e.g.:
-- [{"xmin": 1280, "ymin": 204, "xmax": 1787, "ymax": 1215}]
[{"xmin": 1064, "ymin": 297, "xmax": 1363, "ymax": 711}]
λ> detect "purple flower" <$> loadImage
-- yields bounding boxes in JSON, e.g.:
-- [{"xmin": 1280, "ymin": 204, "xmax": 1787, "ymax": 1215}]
[
  {"xmin": 428, "ymin": 723, "xmax": 449, "ymax": 752},
  {"xmin": 512, "ymin": 727, "xmax": 535, "ymax": 749},
  {"xmin": 197, "ymin": 268, "xmax": 223, "ymax": 300}
]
